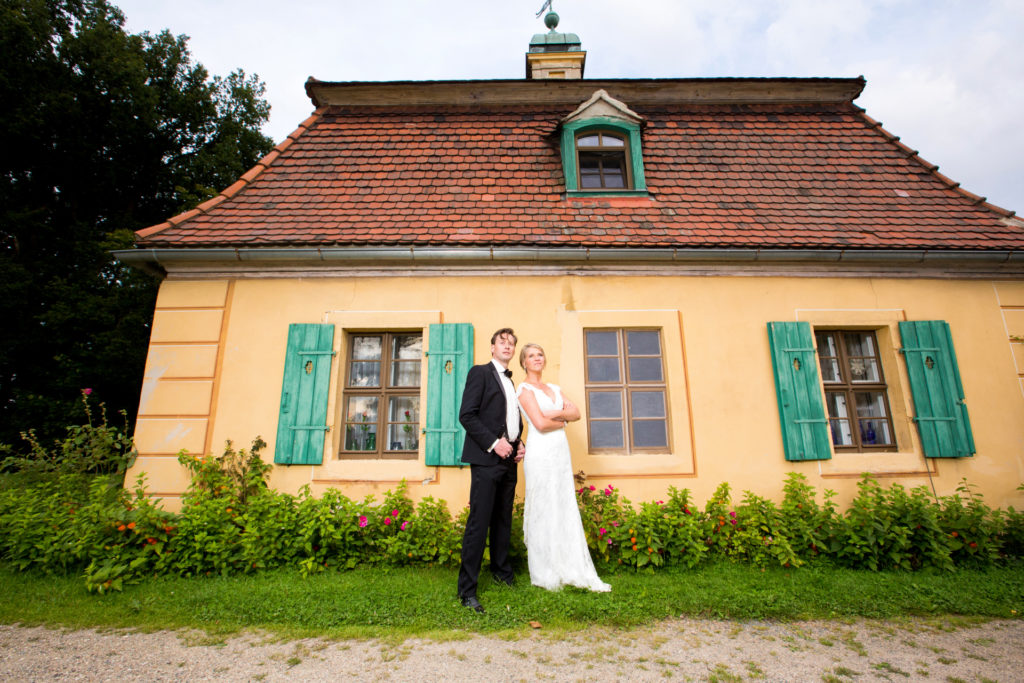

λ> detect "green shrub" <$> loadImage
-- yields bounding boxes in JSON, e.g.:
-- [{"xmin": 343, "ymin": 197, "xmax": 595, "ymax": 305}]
[
  {"xmin": 2, "ymin": 432, "xmax": 1023, "ymax": 591},
  {"xmin": 938, "ymin": 479, "xmax": 1004, "ymax": 568}
]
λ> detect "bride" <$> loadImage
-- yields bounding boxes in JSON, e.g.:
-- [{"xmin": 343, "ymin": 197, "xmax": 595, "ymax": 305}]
[{"xmin": 516, "ymin": 343, "xmax": 610, "ymax": 592}]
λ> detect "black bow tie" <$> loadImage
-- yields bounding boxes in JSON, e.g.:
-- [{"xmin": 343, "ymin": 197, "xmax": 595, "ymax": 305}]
[{"xmin": 501, "ymin": 369, "xmax": 512, "ymax": 379}]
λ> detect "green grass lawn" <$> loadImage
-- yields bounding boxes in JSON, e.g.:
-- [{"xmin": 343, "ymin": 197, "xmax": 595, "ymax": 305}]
[{"xmin": 1, "ymin": 563, "xmax": 1021, "ymax": 640}]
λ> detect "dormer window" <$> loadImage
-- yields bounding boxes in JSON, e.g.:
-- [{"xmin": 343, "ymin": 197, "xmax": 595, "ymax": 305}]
[
  {"xmin": 559, "ymin": 90, "xmax": 648, "ymax": 197},
  {"xmin": 577, "ymin": 131, "xmax": 629, "ymax": 189}
]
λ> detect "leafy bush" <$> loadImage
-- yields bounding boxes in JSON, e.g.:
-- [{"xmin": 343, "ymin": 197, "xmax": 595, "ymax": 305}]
[{"xmin": 2, "ymin": 436, "xmax": 1023, "ymax": 591}]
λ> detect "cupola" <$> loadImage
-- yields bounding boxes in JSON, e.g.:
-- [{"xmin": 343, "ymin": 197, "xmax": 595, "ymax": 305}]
[{"xmin": 526, "ymin": 5, "xmax": 586, "ymax": 80}]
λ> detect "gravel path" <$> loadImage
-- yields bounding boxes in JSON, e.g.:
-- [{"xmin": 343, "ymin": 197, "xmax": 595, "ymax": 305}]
[{"xmin": 2, "ymin": 617, "xmax": 1021, "ymax": 681}]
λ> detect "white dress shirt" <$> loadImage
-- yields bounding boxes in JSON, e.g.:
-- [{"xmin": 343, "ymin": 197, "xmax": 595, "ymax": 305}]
[{"xmin": 489, "ymin": 359, "xmax": 520, "ymax": 452}]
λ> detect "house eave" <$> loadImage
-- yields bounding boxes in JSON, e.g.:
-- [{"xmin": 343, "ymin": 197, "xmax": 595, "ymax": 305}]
[
  {"xmin": 304, "ymin": 76, "xmax": 867, "ymax": 108},
  {"xmin": 113, "ymin": 246, "xmax": 1024, "ymax": 280}
]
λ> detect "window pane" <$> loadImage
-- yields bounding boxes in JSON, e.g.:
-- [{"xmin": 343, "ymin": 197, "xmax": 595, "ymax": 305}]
[
  {"xmin": 577, "ymin": 134, "xmax": 601, "ymax": 147},
  {"xmin": 628, "ymin": 357, "xmax": 663, "ymax": 382},
  {"xmin": 829, "ymin": 419, "xmax": 854, "ymax": 446},
  {"xmin": 859, "ymin": 419, "xmax": 892, "ymax": 446},
  {"xmin": 579, "ymin": 154, "xmax": 601, "ymax": 171},
  {"xmin": 392, "ymin": 335, "xmax": 422, "ymax": 360},
  {"xmin": 632, "ymin": 420, "xmax": 667, "ymax": 448},
  {"xmin": 816, "ymin": 332, "xmax": 842, "ymax": 382},
  {"xmin": 816, "ymin": 332, "xmax": 838, "ymax": 357},
  {"xmin": 591, "ymin": 421, "xmax": 624, "ymax": 448},
  {"xmin": 631, "ymin": 391, "xmax": 665, "ymax": 418},
  {"xmin": 588, "ymin": 391, "xmax": 622, "ymax": 419},
  {"xmin": 587, "ymin": 357, "xmax": 620, "ymax": 382},
  {"xmin": 845, "ymin": 332, "xmax": 876, "ymax": 358},
  {"xmin": 854, "ymin": 391, "xmax": 888, "ymax": 418},
  {"xmin": 349, "ymin": 361, "xmax": 380, "ymax": 387},
  {"xmin": 351, "ymin": 336, "xmax": 382, "ymax": 360},
  {"xmin": 579, "ymin": 173, "xmax": 602, "ymax": 188},
  {"xmin": 627, "ymin": 330, "xmax": 661, "ymax": 355},
  {"xmin": 390, "ymin": 360, "xmax": 421, "ymax": 387},
  {"xmin": 847, "ymin": 357, "xmax": 880, "ymax": 382},
  {"xmin": 586, "ymin": 330, "xmax": 619, "ymax": 355},
  {"xmin": 825, "ymin": 392, "xmax": 850, "ymax": 419},
  {"xmin": 387, "ymin": 397, "xmax": 419, "ymax": 451},
  {"xmin": 344, "ymin": 397, "xmax": 378, "ymax": 451},
  {"xmin": 602, "ymin": 169, "xmax": 625, "ymax": 188},
  {"xmin": 601, "ymin": 134, "xmax": 625, "ymax": 147}
]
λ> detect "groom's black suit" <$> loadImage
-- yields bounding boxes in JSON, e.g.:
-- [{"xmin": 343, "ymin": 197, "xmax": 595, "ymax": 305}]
[{"xmin": 456, "ymin": 361, "xmax": 523, "ymax": 600}]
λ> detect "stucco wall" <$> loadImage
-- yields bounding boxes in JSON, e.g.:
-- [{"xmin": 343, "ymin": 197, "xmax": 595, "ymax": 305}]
[{"xmin": 126, "ymin": 273, "xmax": 1024, "ymax": 512}]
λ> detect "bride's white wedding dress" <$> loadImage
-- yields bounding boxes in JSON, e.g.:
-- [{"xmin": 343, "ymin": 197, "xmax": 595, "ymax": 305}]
[{"xmin": 518, "ymin": 382, "xmax": 611, "ymax": 592}]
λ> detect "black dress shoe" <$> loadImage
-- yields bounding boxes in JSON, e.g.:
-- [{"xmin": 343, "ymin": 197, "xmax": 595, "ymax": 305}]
[
  {"xmin": 460, "ymin": 595, "xmax": 484, "ymax": 613},
  {"xmin": 492, "ymin": 574, "xmax": 514, "ymax": 587}
]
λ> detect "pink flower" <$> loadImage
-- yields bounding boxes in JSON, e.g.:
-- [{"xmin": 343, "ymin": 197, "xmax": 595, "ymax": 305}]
[
  {"xmin": 607, "ymin": 538, "xmax": 612, "ymax": 545},
  {"xmin": 589, "ymin": 485, "xmax": 596, "ymax": 491},
  {"xmin": 612, "ymin": 521, "xmax": 620, "ymax": 527},
  {"xmin": 401, "ymin": 521, "xmax": 407, "ymax": 531},
  {"xmin": 730, "ymin": 519, "xmax": 737, "ymax": 526},
  {"xmin": 358, "ymin": 515, "xmax": 367, "ymax": 528},
  {"xmin": 598, "ymin": 527, "xmax": 606, "ymax": 536},
  {"xmin": 729, "ymin": 511, "xmax": 736, "ymax": 518},
  {"xmin": 82, "ymin": 388, "xmax": 93, "ymax": 396},
  {"xmin": 603, "ymin": 489, "xmax": 610, "ymax": 496},
  {"xmin": 657, "ymin": 500, "xmax": 664, "ymax": 505},
  {"xmin": 391, "ymin": 509, "xmax": 399, "ymax": 517},
  {"xmin": 384, "ymin": 517, "xmax": 392, "ymax": 526}
]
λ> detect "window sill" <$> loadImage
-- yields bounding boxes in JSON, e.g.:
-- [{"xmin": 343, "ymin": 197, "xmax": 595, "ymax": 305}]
[
  {"xmin": 338, "ymin": 452, "xmax": 418, "ymax": 461},
  {"xmin": 567, "ymin": 190, "xmax": 650, "ymax": 198}
]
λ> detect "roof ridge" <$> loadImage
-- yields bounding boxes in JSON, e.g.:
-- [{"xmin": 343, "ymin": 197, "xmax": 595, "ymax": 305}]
[
  {"xmin": 135, "ymin": 108, "xmax": 328, "ymax": 239},
  {"xmin": 852, "ymin": 106, "xmax": 1015, "ymax": 218}
]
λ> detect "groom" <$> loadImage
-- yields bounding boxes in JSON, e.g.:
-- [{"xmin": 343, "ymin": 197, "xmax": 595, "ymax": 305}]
[{"xmin": 456, "ymin": 327, "xmax": 525, "ymax": 613}]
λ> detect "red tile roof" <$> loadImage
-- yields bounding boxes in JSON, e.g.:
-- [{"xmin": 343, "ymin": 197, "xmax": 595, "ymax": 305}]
[{"xmin": 136, "ymin": 81, "xmax": 1022, "ymax": 251}]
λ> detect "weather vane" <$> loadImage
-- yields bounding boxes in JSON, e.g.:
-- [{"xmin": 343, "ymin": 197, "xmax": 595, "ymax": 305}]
[{"xmin": 536, "ymin": 0, "xmax": 553, "ymax": 18}]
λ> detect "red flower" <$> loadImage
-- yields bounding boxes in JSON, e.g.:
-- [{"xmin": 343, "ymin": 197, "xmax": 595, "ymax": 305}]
[{"xmin": 82, "ymin": 388, "xmax": 93, "ymax": 396}]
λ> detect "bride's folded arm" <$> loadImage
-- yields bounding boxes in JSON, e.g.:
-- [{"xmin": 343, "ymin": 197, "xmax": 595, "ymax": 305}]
[
  {"xmin": 517, "ymin": 390, "xmax": 567, "ymax": 433},
  {"xmin": 558, "ymin": 395, "xmax": 581, "ymax": 423}
]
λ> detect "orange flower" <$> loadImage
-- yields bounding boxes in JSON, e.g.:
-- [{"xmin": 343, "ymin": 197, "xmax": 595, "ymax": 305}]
[
  {"xmin": 117, "ymin": 524, "xmax": 126, "ymax": 531},
  {"xmin": 632, "ymin": 544, "xmax": 638, "ymax": 551},
  {"xmin": 630, "ymin": 536, "xmax": 637, "ymax": 543},
  {"xmin": 951, "ymin": 531, "xmax": 959, "ymax": 537},
  {"xmin": 647, "ymin": 547, "xmax": 653, "ymax": 553},
  {"xmin": 126, "ymin": 522, "xmax": 136, "ymax": 530}
]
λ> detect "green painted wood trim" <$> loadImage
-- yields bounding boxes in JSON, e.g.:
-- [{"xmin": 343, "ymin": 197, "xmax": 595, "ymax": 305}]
[
  {"xmin": 899, "ymin": 321, "xmax": 975, "ymax": 458},
  {"xmin": 424, "ymin": 323, "xmax": 473, "ymax": 466},
  {"xmin": 274, "ymin": 323, "xmax": 335, "ymax": 465},
  {"xmin": 560, "ymin": 117, "xmax": 647, "ymax": 193},
  {"xmin": 767, "ymin": 321, "xmax": 832, "ymax": 461}
]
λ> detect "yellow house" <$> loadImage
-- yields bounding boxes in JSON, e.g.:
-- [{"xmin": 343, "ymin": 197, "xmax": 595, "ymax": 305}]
[{"xmin": 116, "ymin": 22, "xmax": 1024, "ymax": 513}]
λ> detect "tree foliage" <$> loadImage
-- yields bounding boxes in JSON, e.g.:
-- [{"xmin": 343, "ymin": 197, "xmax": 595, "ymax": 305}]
[{"xmin": 0, "ymin": 0, "xmax": 274, "ymax": 447}]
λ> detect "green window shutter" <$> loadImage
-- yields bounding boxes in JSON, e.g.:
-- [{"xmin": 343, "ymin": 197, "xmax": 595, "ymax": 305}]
[
  {"xmin": 767, "ymin": 322, "xmax": 832, "ymax": 461},
  {"xmin": 899, "ymin": 321, "xmax": 975, "ymax": 458},
  {"xmin": 274, "ymin": 323, "xmax": 335, "ymax": 465},
  {"xmin": 424, "ymin": 323, "xmax": 474, "ymax": 466}
]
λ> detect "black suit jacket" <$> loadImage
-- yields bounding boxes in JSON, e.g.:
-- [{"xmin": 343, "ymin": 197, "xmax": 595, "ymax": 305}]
[{"xmin": 459, "ymin": 362, "xmax": 523, "ymax": 466}]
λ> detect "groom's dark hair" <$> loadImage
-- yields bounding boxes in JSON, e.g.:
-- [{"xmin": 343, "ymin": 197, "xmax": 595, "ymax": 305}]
[{"xmin": 491, "ymin": 328, "xmax": 517, "ymax": 345}]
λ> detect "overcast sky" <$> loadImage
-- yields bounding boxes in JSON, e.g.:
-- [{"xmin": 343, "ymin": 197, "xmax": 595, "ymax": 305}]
[{"xmin": 116, "ymin": 0, "xmax": 1023, "ymax": 215}]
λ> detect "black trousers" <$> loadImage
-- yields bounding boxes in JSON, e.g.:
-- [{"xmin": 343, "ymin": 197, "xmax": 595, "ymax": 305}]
[{"xmin": 457, "ymin": 456, "xmax": 518, "ymax": 598}]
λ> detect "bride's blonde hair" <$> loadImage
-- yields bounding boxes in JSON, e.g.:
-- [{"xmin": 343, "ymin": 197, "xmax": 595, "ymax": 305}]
[{"xmin": 518, "ymin": 342, "xmax": 545, "ymax": 369}]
